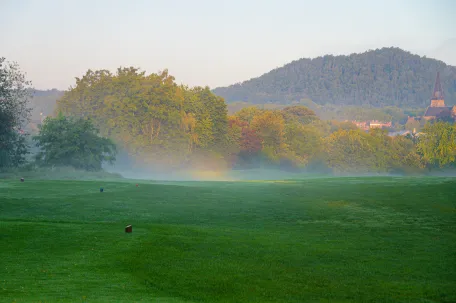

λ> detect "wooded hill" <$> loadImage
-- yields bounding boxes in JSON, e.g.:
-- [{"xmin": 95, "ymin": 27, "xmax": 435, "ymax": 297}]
[
  {"xmin": 28, "ymin": 89, "xmax": 63, "ymax": 121},
  {"xmin": 213, "ymin": 47, "xmax": 456, "ymax": 108}
]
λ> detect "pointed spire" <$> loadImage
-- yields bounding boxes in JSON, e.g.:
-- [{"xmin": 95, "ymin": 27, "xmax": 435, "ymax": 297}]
[{"xmin": 432, "ymin": 72, "xmax": 444, "ymax": 100}]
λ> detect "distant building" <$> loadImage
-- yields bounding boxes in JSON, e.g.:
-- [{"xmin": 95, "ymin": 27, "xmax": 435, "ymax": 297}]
[
  {"xmin": 347, "ymin": 120, "xmax": 392, "ymax": 130},
  {"xmin": 369, "ymin": 120, "xmax": 392, "ymax": 129},
  {"xmin": 352, "ymin": 121, "xmax": 369, "ymax": 130},
  {"xmin": 423, "ymin": 72, "xmax": 456, "ymax": 121}
]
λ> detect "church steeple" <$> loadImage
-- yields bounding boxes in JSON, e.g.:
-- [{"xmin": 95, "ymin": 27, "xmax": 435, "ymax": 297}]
[{"xmin": 430, "ymin": 72, "xmax": 445, "ymax": 107}]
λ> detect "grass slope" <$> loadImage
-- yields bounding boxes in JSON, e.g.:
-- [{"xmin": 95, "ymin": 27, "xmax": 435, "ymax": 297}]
[{"xmin": 0, "ymin": 177, "xmax": 455, "ymax": 302}]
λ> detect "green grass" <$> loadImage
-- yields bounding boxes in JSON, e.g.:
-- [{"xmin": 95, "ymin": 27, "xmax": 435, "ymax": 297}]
[{"xmin": 0, "ymin": 176, "xmax": 455, "ymax": 302}]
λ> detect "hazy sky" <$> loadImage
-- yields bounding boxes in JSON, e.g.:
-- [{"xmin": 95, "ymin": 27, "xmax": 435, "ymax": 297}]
[{"xmin": 1, "ymin": 0, "xmax": 455, "ymax": 90}]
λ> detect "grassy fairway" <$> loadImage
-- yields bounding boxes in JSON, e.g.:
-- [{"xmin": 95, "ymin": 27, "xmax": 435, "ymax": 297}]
[{"xmin": 0, "ymin": 177, "xmax": 455, "ymax": 302}]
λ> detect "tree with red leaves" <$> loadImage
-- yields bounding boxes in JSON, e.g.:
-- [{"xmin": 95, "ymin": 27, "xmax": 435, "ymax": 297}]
[{"xmin": 240, "ymin": 127, "xmax": 262, "ymax": 154}]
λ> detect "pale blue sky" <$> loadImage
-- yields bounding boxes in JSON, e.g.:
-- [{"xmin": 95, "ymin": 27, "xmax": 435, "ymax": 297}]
[{"xmin": 1, "ymin": 0, "xmax": 455, "ymax": 90}]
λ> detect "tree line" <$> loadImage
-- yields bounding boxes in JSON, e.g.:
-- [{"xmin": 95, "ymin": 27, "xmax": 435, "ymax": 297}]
[
  {"xmin": 228, "ymin": 99, "xmax": 426, "ymax": 130},
  {"xmin": 1, "ymin": 59, "xmax": 455, "ymax": 174},
  {"xmin": 53, "ymin": 66, "xmax": 456, "ymax": 173}
]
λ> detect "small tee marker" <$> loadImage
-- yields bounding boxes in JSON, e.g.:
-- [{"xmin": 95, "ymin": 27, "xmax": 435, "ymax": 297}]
[
  {"xmin": 125, "ymin": 225, "xmax": 132, "ymax": 233},
  {"xmin": 20, "ymin": 178, "xmax": 24, "ymax": 182}
]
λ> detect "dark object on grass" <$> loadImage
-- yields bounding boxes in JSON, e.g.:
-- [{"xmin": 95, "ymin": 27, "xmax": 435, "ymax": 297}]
[
  {"xmin": 136, "ymin": 184, "xmax": 138, "ymax": 187},
  {"xmin": 100, "ymin": 188, "xmax": 104, "ymax": 192},
  {"xmin": 20, "ymin": 178, "xmax": 24, "ymax": 182},
  {"xmin": 125, "ymin": 225, "xmax": 132, "ymax": 233}
]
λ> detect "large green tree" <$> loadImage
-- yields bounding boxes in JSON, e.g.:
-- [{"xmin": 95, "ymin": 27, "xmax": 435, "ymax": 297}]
[
  {"xmin": 33, "ymin": 115, "xmax": 117, "ymax": 171},
  {"xmin": 323, "ymin": 128, "xmax": 424, "ymax": 173},
  {"xmin": 251, "ymin": 110, "xmax": 287, "ymax": 162},
  {"xmin": 56, "ymin": 68, "xmax": 229, "ymax": 170},
  {"xmin": 417, "ymin": 122, "xmax": 456, "ymax": 168},
  {"xmin": 284, "ymin": 122, "xmax": 323, "ymax": 167},
  {"xmin": 0, "ymin": 57, "xmax": 32, "ymax": 169}
]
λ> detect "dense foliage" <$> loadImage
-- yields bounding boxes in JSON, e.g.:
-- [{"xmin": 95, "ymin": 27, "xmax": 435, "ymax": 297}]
[
  {"xmin": 55, "ymin": 68, "xmax": 229, "ymax": 171},
  {"xmin": 53, "ymin": 67, "xmax": 456, "ymax": 174},
  {"xmin": 213, "ymin": 47, "xmax": 456, "ymax": 107},
  {"xmin": 227, "ymin": 99, "xmax": 425, "ymax": 131},
  {"xmin": 33, "ymin": 114, "xmax": 117, "ymax": 171},
  {"xmin": 231, "ymin": 106, "xmax": 428, "ymax": 173},
  {"xmin": 417, "ymin": 121, "xmax": 456, "ymax": 168},
  {"xmin": 0, "ymin": 57, "xmax": 32, "ymax": 169}
]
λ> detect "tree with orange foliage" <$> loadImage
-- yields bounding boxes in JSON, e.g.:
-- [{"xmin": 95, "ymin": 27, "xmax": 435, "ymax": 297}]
[{"xmin": 251, "ymin": 110, "xmax": 287, "ymax": 162}]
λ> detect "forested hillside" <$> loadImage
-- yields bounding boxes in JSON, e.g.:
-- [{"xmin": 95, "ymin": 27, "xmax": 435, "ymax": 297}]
[
  {"xmin": 213, "ymin": 47, "xmax": 456, "ymax": 108},
  {"xmin": 28, "ymin": 89, "xmax": 64, "ymax": 120}
]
